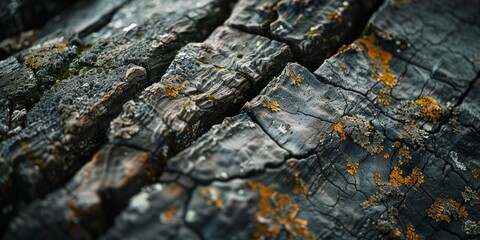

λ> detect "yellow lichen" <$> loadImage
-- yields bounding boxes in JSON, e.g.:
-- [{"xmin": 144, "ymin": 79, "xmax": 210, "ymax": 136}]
[
  {"xmin": 472, "ymin": 168, "xmax": 480, "ymax": 179},
  {"xmin": 164, "ymin": 83, "xmax": 185, "ymax": 98},
  {"xmin": 247, "ymin": 181, "xmax": 314, "ymax": 240},
  {"xmin": 374, "ymin": 172, "xmax": 383, "ymax": 185},
  {"xmin": 289, "ymin": 71, "xmax": 304, "ymax": 87},
  {"xmin": 263, "ymin": 97, "xmax": 281, "ymax": 112},
  {"xmin": 406, "ymin": 224, "xmax": 420, "ymax": 240},
  {"xmin": 404, "ymin": 167, "xmax": 424, "ymax": 191},
  {"xmin": 181, "ymin": 101, "xmax": 191, "ymax": 108},
  {"xmin": 426, "ymin": 198, "xmax": 468, "ymax": 223},
  {"xmin": 199, "ymin": 186, "xmax": 224, "ymax": 209},
  {"xmin": 292, "ymin": 173, "xmax": 308, "ymax": 195},
  {"xmin": 333, "ymin": 120, "xmax": 347, "ymax": 141},
  {"xmin": 346, "ymin": 159, "xmax": 359, "ymax": 175},
  {"xmin": 377, "ymin": 86, "xmax": 393, "ymax": 105},
  {"xmin": 19, "ymin": 141, "xmax": 29, "ymax": 148},
  {"xmin": 304, "ymin": 29, "xmax": 320, "ymax": 37},
  {"xmin": 208, "ymin": 95, "xmax": 218, "ymax": 105},
  {"xmin": 415, "ymin": 96, "xmax": 445, "ymax": 123},
  {"xmin": 357, "ymin": 34, "xmax": 399, "ymax": 106}
]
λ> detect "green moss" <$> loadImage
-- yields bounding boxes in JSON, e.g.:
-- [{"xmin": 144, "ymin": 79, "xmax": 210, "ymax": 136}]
[
  {"xmin": 196, "ymin": 57, "xmax": 207, "ymax": 64},
  {"xmin": 49, "ymin": 64, "xmax": 96, "ymax": 87}
]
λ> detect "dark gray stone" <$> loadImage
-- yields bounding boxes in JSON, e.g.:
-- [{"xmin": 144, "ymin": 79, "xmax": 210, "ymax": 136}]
[
  {"xmin": 226, "ymin": 0, "xmax": 383, "ymax": 68},
  {"xmin": 109, "ymin": 26, "xmax": 293, "ymax": 156},
  {"xmin": 0, "ymin": 0, "xmax": 234, "ymax": 233}
]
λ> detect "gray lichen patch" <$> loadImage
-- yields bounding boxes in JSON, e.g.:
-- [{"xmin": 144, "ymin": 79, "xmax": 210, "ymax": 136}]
[
  {"xmin": 465, "ymin": 220, "xmax": 480, "ymax": 238},
  {"xmin": 336, "ymin": 114, "xmax": 385, "ymax": 155},
  {"xmin": 110, "ymin": 100, "xmax": 140, "ymax": 139},
  {"xmin": 462, "ymin": 186, "xmax": 480, "ymax": 206},
  {"xmin": 376, "ymin": 207, "xmax": 401, "ymax": 239}
]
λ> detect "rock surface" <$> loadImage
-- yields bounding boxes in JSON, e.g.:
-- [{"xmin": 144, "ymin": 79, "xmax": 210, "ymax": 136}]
[{"xmin": 1, "ymin": 0, "xmax": 480, "ymax": 239}]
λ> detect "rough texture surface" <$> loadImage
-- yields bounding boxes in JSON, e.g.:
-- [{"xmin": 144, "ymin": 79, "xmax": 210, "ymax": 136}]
[
  {"xmin": 0, "ymin": 0, "xmax": 233, "ymax": 232},
  {"xmin": 225, "ymin": 0, "xmax": 383, "ymax": 68},
  {"xmin": 1, "ymin": 0, "xmax": 480, "ymax": 239}
]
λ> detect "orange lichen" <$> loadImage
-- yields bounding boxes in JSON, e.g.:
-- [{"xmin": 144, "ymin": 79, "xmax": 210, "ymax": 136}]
[
  {"xmin": 406, "ymin": 224, "xmax": 420, "ymax": 240},
  {"xmin": 333, "ymin": 121, "xmax": 347, "ymax": 141},
  {"xmin": 357, "ymin": 34, "xmax": 399, "ymax": 106},
  {"xmin": 161, "ymin": 206, "xmax": 176, "ymax": 222},
  {"xmin": 262, "ymin": 97, "xmax": 281, "ymax": 112},
  {"xmin": 199, "ymin": 186, "xmax": 224, "ymax": 209},
  {"xmin": 164, "ymin": 83, "xmax": 185, "ymax": 98},
  {"xmin": 388, "ymin": 166, "xmax": 424, "ymax": 190},
  {"xmin": 362, "ymin": 199, "xmax": 378, "ymax": 207},
  {"xmin": 383, "ymin": 154, "xmax": 390, "ymax": 159},
  {"xmin": 346, "ymin": 159, "xmax": 359, "ymax": 175},
  {"xmin": 289, "ymin": 71, "xmax": 304, "ymax": 87},
  {"xmin": 426, "ymin": 198, "xmax": 468, "ymax": 223},
  {"xmin": 292, "ymin": 173, "xmax": 308, "ymax": 195},
  {"xmin": 327, "ymin": 11, "xmax": 342, "ymax": 23},
  {"xmin": 247, "ymin": 181, "xmax": 314, "ymax": 240},
  {"xmin": 362, "ymin": 172, "xmax": 387, "ymax": 207},
  {"xmin": 389, "ymin": 167, "xmax": 404, "ymax": 187},
  {"xmin": 404, "ymin": 167, "xmax": 424, "ymax": 190},
  {"xmin": 24, "ymin": 40, "xmax": 69, "ymax": 69},
  {"xmin": 399, "ymin": 144, "xmax": 412, "ymax": 160},
  {"xmin": 415, "ymin": 96, "xmax": 445, "ymax": 123},
  {"xmin": 376, "ymin": 145, "xmax": 385, "ymax": 154},
  {"xmin": 389, "ymin": 228, "xmax": 402, "ymax": 239}
]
